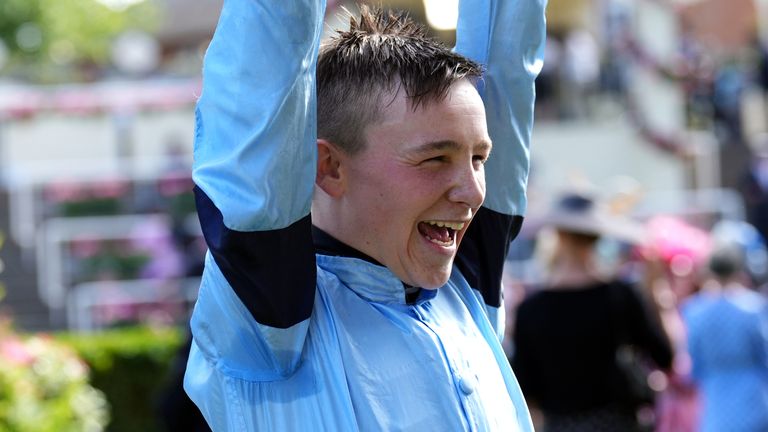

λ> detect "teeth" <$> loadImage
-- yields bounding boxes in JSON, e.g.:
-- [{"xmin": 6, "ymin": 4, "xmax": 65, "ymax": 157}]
[{"xmin": 424, "ymin": 220, "xmax": 465, "ymax": 231}]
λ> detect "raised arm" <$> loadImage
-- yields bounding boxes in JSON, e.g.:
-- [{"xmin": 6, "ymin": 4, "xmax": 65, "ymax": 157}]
[
  {"xmin": 456, "ymin": 0, "xmax": 546, "ymax": 216},
  {"xmin": 453, "ymin": 0, "xmax": 547, "ymax": 320},
  {"xmin": 190, "ymin": 0, "xmax": 325, "ymax": 374}
]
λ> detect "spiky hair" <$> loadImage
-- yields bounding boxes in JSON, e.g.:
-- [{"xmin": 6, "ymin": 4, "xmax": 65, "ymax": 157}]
[{"xmin": 316, "ymin": 5, "xmax": 482, "ymax": 154}]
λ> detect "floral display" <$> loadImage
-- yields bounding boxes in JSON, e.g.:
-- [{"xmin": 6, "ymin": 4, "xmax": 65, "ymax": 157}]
[{"xmin": 0, "ymin": 322, "xmax": 109, "ymax": 431}]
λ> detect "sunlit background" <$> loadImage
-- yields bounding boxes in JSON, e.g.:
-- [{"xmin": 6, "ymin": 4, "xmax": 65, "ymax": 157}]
[{"xmin": 1, "ymin": 0, "xmax": 767, "ymax": 430}]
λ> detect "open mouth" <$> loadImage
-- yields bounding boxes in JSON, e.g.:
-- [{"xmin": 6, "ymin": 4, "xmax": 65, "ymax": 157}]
[{"xmin": 417, "ymin": 220, "xmax": 465, "ymax": 247}]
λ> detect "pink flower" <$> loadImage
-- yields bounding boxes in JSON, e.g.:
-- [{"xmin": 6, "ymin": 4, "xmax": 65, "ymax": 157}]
[
  {"xmin": 45, "ymin": 181, "xmax": 88, "ymax": 203},
  {"xmin": 0, "ymin": 338, "xmax": 34, "ymax": 365},
  {"xmin": 69, "ymin": 238, "xmax": 104, "ymax": 258},
  {"xmin": 89, "ymin": 179, "xmax": 129, "ymax": 199}
]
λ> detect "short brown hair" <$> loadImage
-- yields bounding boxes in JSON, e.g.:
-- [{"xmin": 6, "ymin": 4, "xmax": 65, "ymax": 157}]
[{"xmin": 317, "ymin": 5, "xmax": 482, "ymax": 155}]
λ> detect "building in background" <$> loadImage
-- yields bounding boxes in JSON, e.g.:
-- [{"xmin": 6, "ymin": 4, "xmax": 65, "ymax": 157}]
[{"xmin": 0, "ymin": 0, "xmax": 765, "ymax": 331}]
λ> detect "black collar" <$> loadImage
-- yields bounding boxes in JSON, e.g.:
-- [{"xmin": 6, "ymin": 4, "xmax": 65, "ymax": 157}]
[
  {"xmin": 311, "ymin": 225, "xmax": 422, "ymax": 303},
  {"xmin": 312, "ymin": 225, "xmax": 382, "ymax": 265}
]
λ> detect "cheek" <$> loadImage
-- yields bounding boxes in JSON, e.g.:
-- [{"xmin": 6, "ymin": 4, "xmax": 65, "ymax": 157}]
[
  {"xmin": 353, "ymin": 174, "xmax": 409, "ymax": 232},
  {"xmin": 354, "ymin": 163, "xmax": 446, "ymax": 236}
]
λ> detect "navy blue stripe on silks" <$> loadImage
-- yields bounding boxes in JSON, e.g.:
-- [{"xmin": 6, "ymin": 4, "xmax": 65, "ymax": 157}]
[
  {"xmin": 455, "ymin": 207, "xmax": 523, "ymax": 308},
  {"xmin": 194, "ymin": 186, "xmax": 316, "ymax": 329}
]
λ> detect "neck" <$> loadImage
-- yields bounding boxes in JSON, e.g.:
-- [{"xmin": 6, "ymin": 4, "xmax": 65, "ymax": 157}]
[
  {"xmin": 311, "ymin": 194, "xmax": 343, "ymax": 238},
  {"xmin": 312, "ymin": 192, "xmax": 381, "ymax": 265},
  {"xmin": 312, "ymin": 202, "xmax": 355, "ymax": 253},
  {"xmin": 546, "ymin": 253, "xmax": 604, "ymax": 289}
]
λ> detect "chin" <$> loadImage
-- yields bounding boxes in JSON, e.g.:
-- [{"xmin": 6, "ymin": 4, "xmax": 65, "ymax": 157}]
[{"xmin": 412, "ymin": 269, "xmax": 452, "ymax": 290}]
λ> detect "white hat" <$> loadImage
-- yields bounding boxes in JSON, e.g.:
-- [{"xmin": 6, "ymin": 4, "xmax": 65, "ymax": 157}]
[{"xmin": 534, "ymin": 191, "xmax": 646, "ymax": 244}]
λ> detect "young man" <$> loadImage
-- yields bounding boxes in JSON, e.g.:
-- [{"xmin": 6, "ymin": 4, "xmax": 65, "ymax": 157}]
[{"xmin": 184, "ymin": 0, "xmax": 546, "ymax": 430}]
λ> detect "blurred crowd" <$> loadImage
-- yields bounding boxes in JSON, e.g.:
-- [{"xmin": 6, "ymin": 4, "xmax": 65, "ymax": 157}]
[
  {"xmin": 503, "ymin": 189, "xmax": 768, "ymax": 432},
  {"xmin": 536, "ymin": 9, "xmax": 768, "ymax": 161},
  {"xmin": 504, "ymin": 10, "xmax": 768, "ymax": 427}
]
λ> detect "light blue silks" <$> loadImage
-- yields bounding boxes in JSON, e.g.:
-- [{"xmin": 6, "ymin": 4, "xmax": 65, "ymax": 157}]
[
  {"xmin": 188, "ymin": 253, "xmax": 531, "ymax": 430},
  {"xmin": 185, "ymin": 0, "xmax": 546, "ymax": 430}
]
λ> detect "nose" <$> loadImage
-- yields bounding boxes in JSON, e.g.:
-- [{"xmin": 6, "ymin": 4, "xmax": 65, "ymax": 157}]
[{"xmin": 447, "ymin": 163, "xmax": 485, "ymax": 209}]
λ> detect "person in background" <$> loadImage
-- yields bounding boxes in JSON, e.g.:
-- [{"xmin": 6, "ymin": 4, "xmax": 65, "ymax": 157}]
[
  {"xmin": 682, "ymin": 222, "xmax": 768, "ymax": 432},
  {"xmin": 183, "ymin": 0, "xmax": 546, "ymax": 430},
  {"xmin": 512, "ymin": 191, "xmax": 673, "ymax": 432},
  {"xmin": 740, "ymin": 149, "xmax": 768, "ymax": 244},
  {"xmin": 641, "ymin": 215, "xmax": 712, "ymax": 432}
]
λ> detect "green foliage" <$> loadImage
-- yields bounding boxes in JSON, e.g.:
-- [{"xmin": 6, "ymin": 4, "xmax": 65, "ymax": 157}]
[
  {"xmin": 0, "ymin": 327, "xmax": 110, "ymax": 431},
  {"xmin": 0, "ymin": 0, "xmax": 42, "ymax": 57},
  {"xmin": 167, "ymin": 192, "xmax": 196, "ymax": 223},
  {"xmin": 56, "ymin": 326, "xmax": 184, "ymax": 432},
  {"xmin": 58, "ymin": 197, "xmax": 123, "ymax": 217},
  {"xmin": 41, "ymin": 0, "xmax": 158, "ymax": 65},
  {"xmin": 0, "ymin": 0, "xmax": 159, "ymax": 80},
  {"xmin": 78, "ymin": 249, "xmax": 151, "ymax": 282}
]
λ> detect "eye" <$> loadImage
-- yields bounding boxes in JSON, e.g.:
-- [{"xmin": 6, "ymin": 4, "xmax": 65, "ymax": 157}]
[
  {"xmin": 422, "ymin": 155, "xmax": 447, "ymax": 165},
  {"xmin": 473, "ymin": 154, "xmax": 489, "ymax": 165}
]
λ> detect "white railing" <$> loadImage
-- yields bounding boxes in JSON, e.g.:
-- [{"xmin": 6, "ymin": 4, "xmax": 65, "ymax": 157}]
[
  {"xmin": 36, "ymin": 213, "xmax": 171, "ymax": 310},
  {"xmin": 66, "ymin": 277, "xmax": 201, "ymax": 332}
]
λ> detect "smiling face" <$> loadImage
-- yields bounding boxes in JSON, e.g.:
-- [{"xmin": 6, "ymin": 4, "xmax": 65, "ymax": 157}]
[{"xmin": 336, "ymin": 79, "xmax": 491, "ymax": 288}]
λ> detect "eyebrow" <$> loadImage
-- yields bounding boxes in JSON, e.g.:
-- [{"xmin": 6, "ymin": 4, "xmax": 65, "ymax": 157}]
[{"xmin": 410, "ymin": 139, "xmax": 492, "ymax": 155}]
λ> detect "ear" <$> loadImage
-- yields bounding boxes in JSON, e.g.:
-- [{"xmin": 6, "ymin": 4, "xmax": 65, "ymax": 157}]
[{"xmin": 316, "ymin": 139, "xmax": 345, "ymax": 198}]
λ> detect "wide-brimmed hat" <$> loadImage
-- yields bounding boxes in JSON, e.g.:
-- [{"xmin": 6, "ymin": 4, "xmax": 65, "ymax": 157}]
[{"xmin": 532, "ymin": 191, "xmax": 646, "ymax": 244}]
